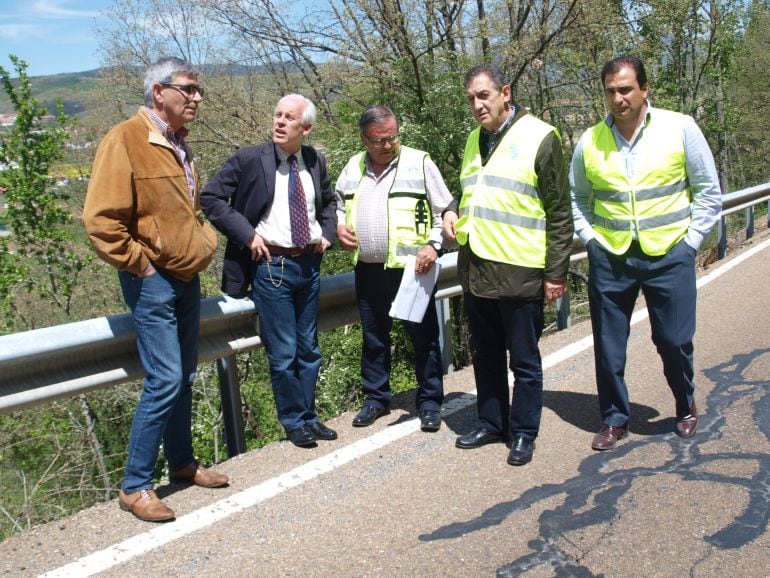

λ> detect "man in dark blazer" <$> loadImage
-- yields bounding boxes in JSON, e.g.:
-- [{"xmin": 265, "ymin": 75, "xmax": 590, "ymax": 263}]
[{"xmin": 201, "ymin": 94, "xmax": 337, "ymax": 447}]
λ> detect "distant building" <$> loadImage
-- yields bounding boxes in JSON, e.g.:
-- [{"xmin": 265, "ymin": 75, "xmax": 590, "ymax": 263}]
[{"xmin": 0, "ymin": 113, "xmax": 56, "ymax": 126}]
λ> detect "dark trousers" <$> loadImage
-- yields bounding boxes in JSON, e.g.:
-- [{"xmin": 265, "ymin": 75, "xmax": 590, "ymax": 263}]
[
  {"xmin": 464, "ymin": 292, "xmax": 544, "ymax": 439},
  {"xmin": 587, "ymin": 239, "xmax": 697, "ymax": 426},
  {"xmin": 251, "ymin": 253, "xmax": 322, "ymax": 433},
  {"xmin": 355, "ymin": 262, "xmax": 444, "ymax": 412}
]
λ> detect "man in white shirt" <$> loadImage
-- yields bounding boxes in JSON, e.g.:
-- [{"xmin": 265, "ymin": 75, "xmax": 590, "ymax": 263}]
[
  {"xmin": 201, "ymin": 94, "xmax": 338, "ymax": 448},
  {"xmin": 335, "ymin": 105, "xmax": 453, "ymax": 432}
]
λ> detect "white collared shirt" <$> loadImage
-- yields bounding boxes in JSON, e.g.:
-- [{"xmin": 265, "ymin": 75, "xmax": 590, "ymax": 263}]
[{"xmin": 255, "ymin": 146, "xmax": 322, "ymax": 247}]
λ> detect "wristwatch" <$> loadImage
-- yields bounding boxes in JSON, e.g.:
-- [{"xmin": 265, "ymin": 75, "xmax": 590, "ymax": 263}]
[{"xmin": 427, "ymin": 240, "xmax": 444, "ymax": 256}]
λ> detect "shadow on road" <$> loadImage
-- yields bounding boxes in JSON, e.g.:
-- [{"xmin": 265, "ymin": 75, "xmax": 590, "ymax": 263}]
[{"xmin": 419, "ymin": 348, "xmax": 770, "ymax": 577}]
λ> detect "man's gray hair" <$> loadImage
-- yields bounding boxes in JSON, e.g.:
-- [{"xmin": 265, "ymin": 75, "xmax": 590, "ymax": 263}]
[
  {"xmin": 144, "ymin": 57, "xmax": 200, "ymax": 108},
  {"xmin": 358, "ymin": 105, "xmax": 398, "ymax": 134},
  {"xmin": 279, "ymin": 94, "xmax": 317, "ymax": 127}
]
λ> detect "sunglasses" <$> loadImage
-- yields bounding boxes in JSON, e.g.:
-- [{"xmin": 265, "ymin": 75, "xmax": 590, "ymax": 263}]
[{"xmin": 161, "ymin": 83, "xmax": 204, "ymax": 98}]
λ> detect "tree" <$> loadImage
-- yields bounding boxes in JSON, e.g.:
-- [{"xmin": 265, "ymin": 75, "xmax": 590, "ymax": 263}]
[
  {"xmin": 0, "ymin": 56, "xmax": 89, "ymax": 331},
  {"xmin": 0, "ymin": 56, "xmax": 128, "ymax": 539},
  {"xmin": 728, "ymin": 0, "xmax": 770, "ymax": 189}
]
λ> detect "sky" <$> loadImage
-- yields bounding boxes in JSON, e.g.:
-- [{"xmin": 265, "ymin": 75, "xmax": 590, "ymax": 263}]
[{"xmin": 0, "ymin": 0, "xmax": 112, "ymax": 77}]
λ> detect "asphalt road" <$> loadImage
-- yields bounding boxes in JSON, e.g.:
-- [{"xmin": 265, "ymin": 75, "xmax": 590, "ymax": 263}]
[{"xmin": 2, "ymin": 234, "xmax": 769, "ymax": 577}]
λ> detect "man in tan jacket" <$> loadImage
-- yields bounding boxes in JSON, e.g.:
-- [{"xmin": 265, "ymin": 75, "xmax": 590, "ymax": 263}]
[{"xmin": 83, "ymin": 57, "xmax": 228, "ymax": 523}]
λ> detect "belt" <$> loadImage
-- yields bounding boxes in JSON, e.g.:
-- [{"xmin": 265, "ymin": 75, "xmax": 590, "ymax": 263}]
[{"xmin": 264, "ymin": 243, "xmax": 317, "ymax": 257}]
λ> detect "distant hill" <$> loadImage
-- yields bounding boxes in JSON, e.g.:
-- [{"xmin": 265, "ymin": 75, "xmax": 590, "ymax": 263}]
[
  {"xmin": 0, "ymin": 63, "xmax": 288, "ymax": 118},
  {"xmin": 0, "ymin": 69, "xmax": 103, "ymax": 117}
]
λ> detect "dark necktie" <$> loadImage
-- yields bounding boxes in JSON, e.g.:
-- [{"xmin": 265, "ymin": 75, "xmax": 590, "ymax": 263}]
[{"xmin": 287, "ymin": 154, "xmax": 311, "ymax": 248}]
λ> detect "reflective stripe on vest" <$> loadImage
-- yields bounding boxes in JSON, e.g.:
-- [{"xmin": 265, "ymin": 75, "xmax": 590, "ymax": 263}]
[
  {"xmin": 342, "ymin": 146, "xmax": 430, "ymax": 268},
  {"xmin": 456, "ymin": 114, "xmax": 556, "ymax": 268},
  {"xmin": 582, "ymin": 108, "xmax": 691, "ymax": 256}
]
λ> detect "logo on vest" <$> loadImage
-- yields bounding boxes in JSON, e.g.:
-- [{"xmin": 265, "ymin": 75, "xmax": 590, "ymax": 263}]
[
  {"xmin": 415, "ymin": 199, "xmax": 429, "ymax": 236},
  {"xmin": 508, "ymin": 143, "xmax": 520, "ymax": 159}
]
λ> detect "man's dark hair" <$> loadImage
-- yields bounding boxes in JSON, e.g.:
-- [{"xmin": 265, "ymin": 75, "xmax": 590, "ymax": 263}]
[
  {"xmin": 464, "ymin": 63, "xmax": 508, "ymax": 90},
  {"xmin": 600, "ymin": 56, "xmax": 648, "ymax": 88},
  {"xmin": 359, "ymin": 105, "xmax": 398, "ymax": 134}
]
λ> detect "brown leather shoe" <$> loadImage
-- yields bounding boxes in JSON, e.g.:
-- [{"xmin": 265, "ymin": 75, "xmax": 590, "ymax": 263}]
[
  {"xmin": 591, "ymin": 424, "xmax": 628, "ymax": 451},
  {"xmin": 169, "ymin": 462, "xmax": 229, "ymax": 488},
  {"xmin": 119, "ymin": 489, "xmax": 175, "ymax": 522},
  {"xmin": 675, "ymin": 403, "xmax": 698, "ymax": 438}
]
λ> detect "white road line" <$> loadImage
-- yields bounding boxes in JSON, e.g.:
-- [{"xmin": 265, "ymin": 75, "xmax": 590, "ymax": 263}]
[
  {"xmin": 43, "ymin": 393, "xmax": 477, "ymax": 578},
  {"xmin": 41, "ymin": 237, "xmax": 770, "ymax": 577}
]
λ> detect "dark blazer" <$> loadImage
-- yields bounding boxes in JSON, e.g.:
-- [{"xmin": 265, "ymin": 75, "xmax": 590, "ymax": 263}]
[{"xmin": 201, "ymin": 142, "xmax": 336, "ymax": 297}]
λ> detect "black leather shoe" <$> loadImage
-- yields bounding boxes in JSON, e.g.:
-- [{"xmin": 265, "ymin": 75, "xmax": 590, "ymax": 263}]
[
  {"xmin": 308, "ymin": 421, "xmax": 337, "ymax": 440},
  {"xmin": 352, "ymin": 405, "xmax": 390, "ymax": 427},
  {"xmin": 419, "ymin": 410, "xmax": 441, "ymax": 432},
  {"xmin": 507, "ymin": 433, "xmax": 535, "ymax": 466},
  {"xmin": 455, "ymin": 427, "xmax": 505, "ymax": 449},
  {"xmin": 287, "ymin": 425, "xmax": 317, "ymax": 447}
]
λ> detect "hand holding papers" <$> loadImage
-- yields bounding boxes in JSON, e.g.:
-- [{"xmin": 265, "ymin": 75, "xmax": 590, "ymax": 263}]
[{"xmin": 389, "ymin": 254, "xmax": 441, "ymax": 322}]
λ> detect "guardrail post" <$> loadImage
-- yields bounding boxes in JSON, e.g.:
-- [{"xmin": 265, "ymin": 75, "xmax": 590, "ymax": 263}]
[
  {"xmin": 746, "ymin": 207, "xmax": 754, "ymax": 239},
  {"xmin": 436, "ymin": 298, "xmax": 453, "ymax": 374},
  {"xmin": 718, "ymin": 215, "xmax": 727, "ymax": 260},
  {"xmin": 216, "ymin": 355, "xmax": 246, "ymax": 457},
  {"xmin": 556, "ymin": 291, "xmax": 571, "ymax": 330}
]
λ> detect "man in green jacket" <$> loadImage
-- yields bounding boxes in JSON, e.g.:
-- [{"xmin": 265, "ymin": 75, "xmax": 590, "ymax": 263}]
[{"xmin": 443, "ymin": 64, "xmax": 573, "ymax": 466}]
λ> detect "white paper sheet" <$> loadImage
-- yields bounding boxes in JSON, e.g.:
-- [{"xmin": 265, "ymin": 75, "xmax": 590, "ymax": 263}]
[{"xmin": 389, "ymin": 254, "xmax": 441, "ymax": 322}]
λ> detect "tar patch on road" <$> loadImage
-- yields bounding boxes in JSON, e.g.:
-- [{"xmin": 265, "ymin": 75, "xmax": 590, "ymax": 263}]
[{"xmin": 419, "ymin": 348, "xmax": 770, "ymax": 577}]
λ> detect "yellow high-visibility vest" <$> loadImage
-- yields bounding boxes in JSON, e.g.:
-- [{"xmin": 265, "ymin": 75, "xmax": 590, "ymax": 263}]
[
  {"xmin": 457, "ymin": 114, "xmax": 557, "ymax": 268},
  {"xmin": 341, "ymin": 146, "xmax": 431, "ymax": 268},
  {"xmin": 582, "ymin": 109, "xmax": 691, "ymax": 256}
]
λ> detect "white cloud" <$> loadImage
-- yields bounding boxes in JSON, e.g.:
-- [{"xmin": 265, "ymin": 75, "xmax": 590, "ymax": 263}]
[{"xmin": 32, "ymin": 0, "xmax": 100, "ymax": 20}]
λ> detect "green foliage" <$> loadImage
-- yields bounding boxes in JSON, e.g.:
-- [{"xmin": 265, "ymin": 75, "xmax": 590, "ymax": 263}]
[
  {"xmin": 0, "ymin": 55, "xmax": 90, "ymax": 330},
  {"xmin": 0, "ymin": 394, "xmax": 132, "ymax": 539},
  {"xmin": 727, "ymin": 0, "xmax": 770, "ymax": 188}
]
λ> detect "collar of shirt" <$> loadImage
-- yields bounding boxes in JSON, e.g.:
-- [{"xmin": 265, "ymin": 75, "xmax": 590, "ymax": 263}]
[
  {"xmin": 605, "ymin": 99, "xmax": 652, "ymax": 131},
  {"xmin": 480, "ymin": 103, "xmax": 519, "ymax": 160},
  {"xmin": 143, "ymin": 106, "xmax": 195, "ymax": 203},
  {"xmin": 364, "ymin": 151, "xmax": 399, "ymax": 180},
  {"xmin": 143, "ymin": 106, "xmax": 188, "ymax": 144},
  {"xmin": 274, "ymin": 145, "xmax": 307, "ymax": 171}
]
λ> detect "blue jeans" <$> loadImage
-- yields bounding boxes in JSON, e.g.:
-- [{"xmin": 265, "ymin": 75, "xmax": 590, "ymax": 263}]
[
  {"xmin": 251, "ymin": 254, "xmax": 322, "ymax": 432},
  {"xmin": 465, "ymin": 293, "xmax": 544, "ymax": 439},
  {"xmin": 588, "ymin": 239, "xmax": 697, "ymax": 425},
  {"xmin": 354, "ymin": 262, "xmax": 444, "ymax": 412},
  {"xmin": 118, "ymin": 269, "xmax": 199, "ymax": 493}
]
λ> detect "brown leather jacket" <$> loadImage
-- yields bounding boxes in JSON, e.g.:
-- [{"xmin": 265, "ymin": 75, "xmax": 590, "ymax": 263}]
[{"xmin": 83, "ymin": 108, "xmax": 217, "ymax": 281}]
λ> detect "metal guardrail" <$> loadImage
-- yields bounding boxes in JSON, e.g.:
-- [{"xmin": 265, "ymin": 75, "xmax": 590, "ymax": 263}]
[
  {"xmin": 1, "ymin": 182, "xmax": 768, "ymax": 454},
  {"xmin": 0, "ymin": 251, "xmax": 461, "ymax": 409}
]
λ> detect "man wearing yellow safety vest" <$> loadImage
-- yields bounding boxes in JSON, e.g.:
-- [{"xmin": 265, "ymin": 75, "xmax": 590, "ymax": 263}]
[
  {"xmin": 443, "ymin": 64, "xmax": 573, "ymax": 466},
  {"xmin": 570, "ymin": 56, "xmax": 722, "ymax": 451},
  {"xmin": 336, "ymin": 105, "xmax": 453, "ymax": 432}
]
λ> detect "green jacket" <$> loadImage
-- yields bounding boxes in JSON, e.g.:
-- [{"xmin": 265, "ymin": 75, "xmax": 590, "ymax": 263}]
[{"xmin": 449, "ymin": 109, "xmax": 573, "ymax": 300}]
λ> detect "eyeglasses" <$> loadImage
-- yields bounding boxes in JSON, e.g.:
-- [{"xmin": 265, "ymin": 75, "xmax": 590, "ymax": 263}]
[
  {"xmin": 161, "ymin": 83, "xmax": 204, "ymax": 98},
  {"xmin": 364, "ymin": 133, "xmax": 400, "ymax": 147}
]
